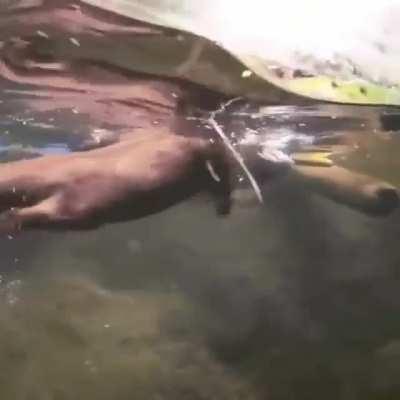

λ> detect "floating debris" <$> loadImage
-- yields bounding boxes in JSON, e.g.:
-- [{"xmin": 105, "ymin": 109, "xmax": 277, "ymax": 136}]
[
  {"xmin": 4, "ymin": 280, "xmax": 22, "ymax": 306},
  {"xmin": 292, "ymin": 151, "xmax": 333, "ymax": 167},
  {"xmin": 69, "ymin": 37, "xmax": 81, "ymax": 47},
  {"xmin": 206, "ymin": 160, "xmax": 221, "ymax": 183},
  {"xmin": 36, "ymin": 30, "xmax": 49, "ymax": 39},
  {"xmin": 241, "ymin": 70, "xmax": 253, "ymax": 78}
]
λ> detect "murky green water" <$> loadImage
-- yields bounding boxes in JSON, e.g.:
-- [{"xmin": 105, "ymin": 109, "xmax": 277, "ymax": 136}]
[{"xmin": 1, "ymin": 85, "xmax": 400, "ymax": 400}]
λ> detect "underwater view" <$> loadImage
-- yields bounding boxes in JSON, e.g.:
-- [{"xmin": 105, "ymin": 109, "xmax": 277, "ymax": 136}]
[{"xmin": 1, "ymin": 1, "xmax": 400, "ymax": 399}]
